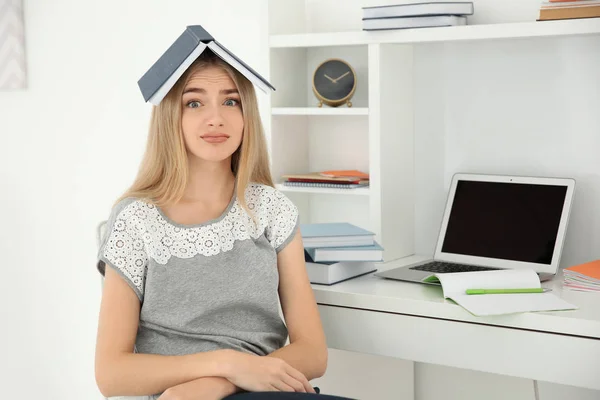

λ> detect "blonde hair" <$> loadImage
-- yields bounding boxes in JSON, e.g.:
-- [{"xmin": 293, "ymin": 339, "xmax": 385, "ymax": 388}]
[{"xmin": 118, "ymin": 51, "xmax": 274, "ymax": 215}]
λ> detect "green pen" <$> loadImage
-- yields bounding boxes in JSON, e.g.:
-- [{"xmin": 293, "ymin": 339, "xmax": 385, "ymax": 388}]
[{"xmin": 465, "ymin": 288, "xmax": 550, "ymax": 295}]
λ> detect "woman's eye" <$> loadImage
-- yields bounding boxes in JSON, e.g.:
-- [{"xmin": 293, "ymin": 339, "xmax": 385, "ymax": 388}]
[
  {"xmin": 186, "ymin": 101, "xmax": 201, "ymax": 108},
  {"xmin": 224, "ymin": 99, "xmax": 239, "ymax": 107}
]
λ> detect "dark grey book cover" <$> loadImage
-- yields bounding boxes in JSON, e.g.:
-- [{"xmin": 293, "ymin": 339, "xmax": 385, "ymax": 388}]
[{"xmin": 138, "ymin": 25, "xmax": 274, "ymax": 105}]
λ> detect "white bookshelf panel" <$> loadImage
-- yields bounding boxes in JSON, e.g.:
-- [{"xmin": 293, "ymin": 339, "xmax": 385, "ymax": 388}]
[
  {"xmin": 270, "ymin": 47, "xmax": 308, "ymax": 108},
  {"xmin": 374, "ymin": 43, "xmax": 415, "ymax": 262},
  {"xmin": 270, "ymin": 115, "xmax": 309, "ymax": 185},
  {"xmin": 270, "ymin": 19, "xmax": 600, "ymax": 48},
  {"xmin": 275, "ymin": 184, "xmax": 370, "ymax": 196},
  {"xmin": 272, "ymin": 107, "xmax": 369, "ymax": 116}
]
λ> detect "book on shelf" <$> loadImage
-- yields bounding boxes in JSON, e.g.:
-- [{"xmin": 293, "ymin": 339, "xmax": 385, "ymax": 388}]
[
  {"xmin": 563, "ymin": 259, "xmax": 600, "ymax": 292},
  {"xmin": 282, "ymin": 172, "xmax": 368, "ymax": 184},
  {"xmin": 137, "ymin": 24, "xmax": 274, "ymax": 105},
  {"xmin": 319, "ymin": 170, "xmax": 369, "ymax": 180},
  {"xmin": 300, "ymin": 222, "xmax": 375, "ymax": 248},
  {"xmin": 305, "ymin": 242, "xmax": 384, "ymax": 263},
  {"xmin": 305, "ymin": 259, "xmax": 378, "ymax": 285},
  {"xmin": 538, "ymin": 2, "xmax": 600, "ymax": 20},
  {"xmin": 282, "ymin": 181, "xmax": 368, "ymax": 189},
  {"xmin": 362, "ymin": 2, "xmax": 474, "ymax": 19},
  {"xmin": 543, "ymin": 0, "xmax": 600, "ymax": 6},
  {"xmin": 423, "ymin": 269, "xmax": 577, "ymax": 316},
  {"xmin": 281, "ymin": 172, "xmax": 369, "ymax": 190},
  {"xmin": 363, "ymin": 15, "xmax": 467, "ymax": 30},
  {"xmin": 286, "ymin": 178, "xmax": 369, "ymax": 184}
]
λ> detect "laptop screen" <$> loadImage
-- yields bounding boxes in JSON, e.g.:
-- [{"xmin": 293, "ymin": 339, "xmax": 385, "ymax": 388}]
[{"xmin": 441, "ymin": 180, "xmax": 568, "ymax": 265}]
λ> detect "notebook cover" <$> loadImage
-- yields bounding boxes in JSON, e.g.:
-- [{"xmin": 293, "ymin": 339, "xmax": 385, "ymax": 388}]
[
  {"xmin": 300, "ymin": 222, "xmax": 374, "ymax": 239},
  {"xmin": 283, "ymin": 173, "xmax": 365, "ymax": 183},
  {"xmin": 312, "ymin": 242, "xmax": 384, "ymax": 252},
  {"xmin": 211, "ymin": 40, "xmax": 275, "ymax": 91},
  {"xmin": 320, "ymin": 170, "xmax": 369, "ymax": 179},
  {"xmin": 138, "ymin": 26, "xmax": 212, "ymax": 102},
  {"xmin": 564, "ymin": 260, "xmax": 600, "ymax": 279}
]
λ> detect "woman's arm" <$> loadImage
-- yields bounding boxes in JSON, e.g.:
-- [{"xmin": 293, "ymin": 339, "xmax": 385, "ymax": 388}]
[
  {"xmin": 158, "ymin": 377, "xmax": 240, "ymax": 400},
  {"xmin": 269, "ymin": 230, "xmax": 328, "ymax": 381},
  {"xmin": 95, "ymin": 266, "xmax": 230, "ymax": 397},
  {"xmin": 97, "ymin": 265, "xmax": 313, "ymax": 397}
]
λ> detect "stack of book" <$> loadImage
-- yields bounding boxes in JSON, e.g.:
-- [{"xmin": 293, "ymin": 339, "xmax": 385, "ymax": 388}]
[
  {"xmin": 563, "ymin": 259, "xmax": 600, "ymax": 292},
  {"xmin": 300, "ymin": 222, "xmax": 383, "ymax": 285},
  {"xmin": 538, "ymin": 0, "xmax": 600, "ymax": 21},
  {"xmin": 281, "ymin": 170, "xmax": 369, "ymax": 190},
  {"xmin": 361, "ymin": 1, "xmax": 474, "ymax": 31}
]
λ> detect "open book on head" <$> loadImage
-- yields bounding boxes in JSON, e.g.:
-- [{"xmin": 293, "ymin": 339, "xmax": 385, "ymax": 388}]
[
  {"xmin": 138, "ymin": 25, "xmax": 275, "ymax": 105},
  {"xmin": 424, "ymin": 269, "xmax": 578, "ymax": 316}
]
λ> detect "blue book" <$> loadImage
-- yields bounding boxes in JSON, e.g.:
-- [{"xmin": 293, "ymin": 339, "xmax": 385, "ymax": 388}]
[
  {"xmin": 305, "ymin": 242, "xmax": 384, "ymax": 263},
  {"xmin": 304, "ymin": 260, "xmax": 378, "ymax": 285},
  {"xmin": 300, "ymin": 223, "xmax": 375, "ymax": 248}
]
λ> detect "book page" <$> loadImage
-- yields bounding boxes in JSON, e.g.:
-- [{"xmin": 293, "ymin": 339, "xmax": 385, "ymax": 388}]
[
  {"xmin": 208, "ymin": 42, "xmax": 269, "ymax": 93},
  {"xmin": 427, "ymin": 269, "xmax": 578, "ymax": 316},
  {"xmin": 434, "ymin": 269, "xmax": 542, "ymax": 298},
  {"xmin": 450, "ymin": 293, "xmax": 578, "ymax": 316}
]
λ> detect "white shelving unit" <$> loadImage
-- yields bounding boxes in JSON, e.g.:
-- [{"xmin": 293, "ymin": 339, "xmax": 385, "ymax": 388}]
[
  {"xmin": 270, "ymin": 18, "xmax": 600, "ymax": 48},
  {"xmin": 274, "ymin": 184, "xmax": 371, "ymax": 196},
  {"xmin": 272, "ymin": 107, "xmax": 369, "ymax": 116},
  {"xmin": 264, "ymin": 0, "xmax": 600, "ymax": 263}
]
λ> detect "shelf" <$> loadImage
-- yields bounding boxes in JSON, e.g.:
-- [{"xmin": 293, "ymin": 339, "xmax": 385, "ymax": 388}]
[
  {"xmin": 272, "ymin": 107, "xmax": 369, "ymax": 116},
  {"xmin": 275, "ymin": 184, "xmax": 370, "ymax": 196},
  {"xmin": 270, "ymin": 18, "xmax": 600, "ymax": 48}
]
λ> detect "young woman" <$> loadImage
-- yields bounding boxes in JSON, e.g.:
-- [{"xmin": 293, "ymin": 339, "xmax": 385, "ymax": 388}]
[{"xmin": 94, "ymin": 51, "xmax": 336, "ymax": 400}]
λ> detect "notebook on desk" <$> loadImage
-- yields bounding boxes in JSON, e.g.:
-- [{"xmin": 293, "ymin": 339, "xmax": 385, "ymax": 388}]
[{"xmin": 376, "ymin": 173, "xmax": 576, "ymax": 284}]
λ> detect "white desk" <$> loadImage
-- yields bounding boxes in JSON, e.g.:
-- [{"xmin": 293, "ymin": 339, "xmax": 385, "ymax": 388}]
[{"xmin": 312, "ymin": 256, "xmax": 600, "ymax": 391}]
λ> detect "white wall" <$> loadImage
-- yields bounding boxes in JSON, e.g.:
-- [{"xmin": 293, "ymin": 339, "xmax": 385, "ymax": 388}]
[{"xmin": 0, "ymin": 1, "xmax": 268, "ymax": 398}]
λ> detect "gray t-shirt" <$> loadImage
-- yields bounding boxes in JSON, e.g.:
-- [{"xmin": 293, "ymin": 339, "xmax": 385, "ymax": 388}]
[{"xmin": 97, "ymin": 183, "xmax": 299, "ymax": 357}]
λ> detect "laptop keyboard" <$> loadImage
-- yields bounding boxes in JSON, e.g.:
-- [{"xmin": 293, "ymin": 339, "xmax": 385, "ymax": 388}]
[{"xmin": 410, "ymin": 261, "xmax": 501, "ymax": 273}]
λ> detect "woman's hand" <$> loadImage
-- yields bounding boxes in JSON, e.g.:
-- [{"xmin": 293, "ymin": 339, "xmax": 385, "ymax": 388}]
[
  {"xmin": 223, "ymin": 351, "xmax": 315, "ymax": 393},
  {"xmin": 157, "ymin": 376, "xmax": 238, "ymax": 400}
]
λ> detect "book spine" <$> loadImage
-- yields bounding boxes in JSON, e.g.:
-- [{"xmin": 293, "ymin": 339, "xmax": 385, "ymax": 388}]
[
  {"xmin": 539, "ymin": 4, "xmax": 600, "ymax": 19},
  {"xmin": 283, "ymin": 181, "xmax": 366, "ymax": 189},
  {"xmin": 287, "ymin": 178, "xmax": 361, "ymax": 184}
]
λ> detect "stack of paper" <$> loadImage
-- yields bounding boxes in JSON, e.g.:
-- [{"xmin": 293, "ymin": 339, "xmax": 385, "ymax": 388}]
[{"xmin": 564, "ymin": 260, "xmax": 600, "ymax": 292}]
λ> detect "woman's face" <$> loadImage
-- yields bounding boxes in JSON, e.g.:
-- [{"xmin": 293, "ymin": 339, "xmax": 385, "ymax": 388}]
[{"xmin": 181, "ymin": 65, "xmax": 244, "ymax": 164}]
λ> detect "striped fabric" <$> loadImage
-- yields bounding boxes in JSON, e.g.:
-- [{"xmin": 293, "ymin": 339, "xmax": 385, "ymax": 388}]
[{"xmin": 0, "ymin": 0, "xmax": 26, "ymax": 89}]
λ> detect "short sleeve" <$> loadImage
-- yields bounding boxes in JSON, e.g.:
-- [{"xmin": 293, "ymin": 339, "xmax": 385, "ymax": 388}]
[
  {"xmin": 97, "ymin": 198, "xmax": 149, "ymax": 302},
  {"xmin": 267, "ymin": 189, "xmax": 300, "ymax": 253}
]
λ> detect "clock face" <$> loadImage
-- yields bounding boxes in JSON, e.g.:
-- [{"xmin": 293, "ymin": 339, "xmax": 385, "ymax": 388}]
[{"xmin": 313, "ymin": 59, "xmax": 355, "ymax": 102}]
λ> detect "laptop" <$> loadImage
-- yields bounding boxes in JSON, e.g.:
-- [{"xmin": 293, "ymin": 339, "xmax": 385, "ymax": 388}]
[{"xmin": 375, "ymin": 173, "xmax": 575, "ymax": 284}]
